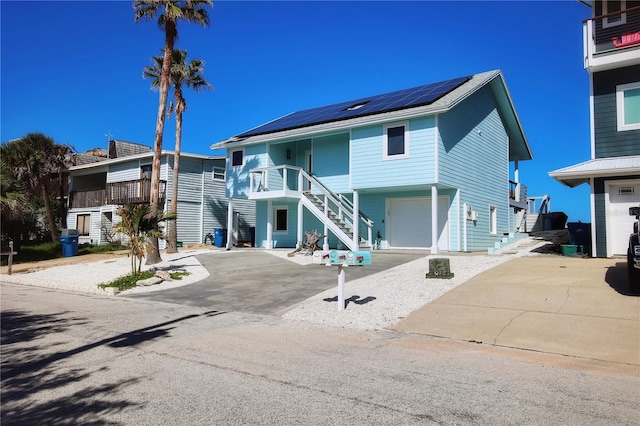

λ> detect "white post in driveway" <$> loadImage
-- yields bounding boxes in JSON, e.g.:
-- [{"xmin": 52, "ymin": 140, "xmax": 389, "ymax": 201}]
[
  {"xmin": 431, "ymin": 185, "xmax": 439, "ymax": 254},
  {"xmin": 352, "ymin": 190, "xmax": 359, "ymax": 250},
  {"xmin": 226, "ymin": 198, "xmax": 234, "ymax": 250},
  {"xmin": 266, "ymin": 200, "xmax": 273, "ymax": 249},
  {"xmin": 297, "ymin": 199, "xmax": 303, "ymax": 249}
]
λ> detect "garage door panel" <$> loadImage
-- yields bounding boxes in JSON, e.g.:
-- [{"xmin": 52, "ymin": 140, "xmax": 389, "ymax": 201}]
[
  {"xmin": 387, "ymin": 197, "xmax": 449, "ymax": 250},
  {"xmin": 607, "ymin": 181, "xmax": 640, "ymax": 256}
]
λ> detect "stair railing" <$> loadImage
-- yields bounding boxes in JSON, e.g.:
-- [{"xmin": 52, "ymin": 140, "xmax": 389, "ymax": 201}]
[{"xmin": 298, "ymin": 169, "xmax": 373, "ymax": 247}]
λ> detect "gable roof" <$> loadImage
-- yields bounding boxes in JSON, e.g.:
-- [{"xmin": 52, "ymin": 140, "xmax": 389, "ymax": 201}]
[
  {"xmin": 212, "ymin": 70, "xmax": 532, "ymax": 161},
  {"xmin": 108, "ymin": 140, "xmax": 152, "ymax": 158},
  {"xmin": 549, "ymin": 155, "xmax": 640, "ymax": 187}
]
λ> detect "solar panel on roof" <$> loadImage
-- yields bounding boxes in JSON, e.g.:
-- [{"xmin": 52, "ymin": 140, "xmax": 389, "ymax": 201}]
[{"xmin": 236, "ymin": 75, "xmax": 471, "ymax": 138}]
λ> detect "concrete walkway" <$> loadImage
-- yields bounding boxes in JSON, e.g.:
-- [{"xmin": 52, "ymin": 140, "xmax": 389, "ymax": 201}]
[{"xmin": 392, "ymin": 256, "xmax": 640, "ymax": 365}]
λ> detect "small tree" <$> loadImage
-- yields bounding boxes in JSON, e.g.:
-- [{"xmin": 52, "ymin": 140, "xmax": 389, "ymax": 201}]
[{"xmin": 114, "ymin": 204, "xmax": 176, "ymax": 274}]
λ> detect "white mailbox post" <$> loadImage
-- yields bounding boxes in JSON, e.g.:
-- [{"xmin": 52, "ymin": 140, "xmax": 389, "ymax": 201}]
[{"xmin": 318, "ymin": 250, "xmax": 372, "ymax": 311}]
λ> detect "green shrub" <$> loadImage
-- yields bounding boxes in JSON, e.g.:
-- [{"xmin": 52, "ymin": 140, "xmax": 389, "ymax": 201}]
[{"xmin": 99, "ymin": 270, "xmax": 190, "ymax": 292}]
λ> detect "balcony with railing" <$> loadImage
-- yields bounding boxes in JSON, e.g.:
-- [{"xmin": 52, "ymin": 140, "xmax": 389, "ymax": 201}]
[
  {"xmin": 509, "ymin": 180, "xmax": 528, "ymax": 210},
  {"xmin": 583, "ymin": 6, "xmax": 640, "ymax": 72},
  {"xmin": 69, "ymin": 179, "xmax": 167, "ymax": 209}
]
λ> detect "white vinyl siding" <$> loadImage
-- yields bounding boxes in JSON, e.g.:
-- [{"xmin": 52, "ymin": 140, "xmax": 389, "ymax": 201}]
[
  {"xmin": 351, "ymin": 116, "xmax": 436, "ymax": 190},
  {"xmin": 438, "ymin": 84, "xmax": 509, "ymax": 250}
]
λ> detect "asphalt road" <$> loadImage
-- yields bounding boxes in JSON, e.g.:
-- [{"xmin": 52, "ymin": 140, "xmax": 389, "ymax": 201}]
[
  {"xmin": 126, "ymin": 250, "xmax": 427, "ymax": 315},
  {"xmin": 2, "ymin": 282, "xmax": 638, "ymax": 425}
]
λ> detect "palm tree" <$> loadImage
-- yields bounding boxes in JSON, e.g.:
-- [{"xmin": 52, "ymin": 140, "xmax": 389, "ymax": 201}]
[
  {"xmin": 114, "ymin": 204, "xmax": 177, "ymax": 274},
  {"xmin": 0, "ymin": 133, "xmax": 72, "ymax": 243},
  {"xmin": 133, "ymin": 0, "xmax": 213, "ymax": 264},
  {"xmin": 144, "ymin": 49, "xmax": 212, "ymax": 253}
]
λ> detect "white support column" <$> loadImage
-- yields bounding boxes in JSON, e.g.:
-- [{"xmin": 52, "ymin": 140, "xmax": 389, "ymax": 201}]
[
  {"xmin": 323, "ymin": 195, "xmax": 329, "ymax": 251},
  {"xmin": 352, "ymin": 190, "xmax": 359, "ymax": 249},
  {"xmin": 297, "ymin": 199, "xmax": 304, "ymax": 248},
  {"xmin": 431, "ymin": 185, "xmax": 439, "ymax": 254},
  {"xmin": 282, "ymin": 167, "xmax": 288, "ymax": 191},
  {"xmin": 226, "ymin": 198, "xmax": 234, "ymax": 250},
  {"xmin": 514, "ymin": 159, "xmax": 520, "ymax": 202},
  {"xmin": 266, "ymin": 200, "xmax": 273, "ymax": 249},
  {"xmin": 463, "ymin": 202, "xmax": 468, "ymax": 252}
]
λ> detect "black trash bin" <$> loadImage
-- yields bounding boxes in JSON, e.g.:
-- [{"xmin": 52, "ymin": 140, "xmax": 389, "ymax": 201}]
[
  {"xmin": 567, "ymin": 222, "xmax": 591, "ymax": 254},
  {"xmin": 213, "ymin": 228, "xmax": 227, "ymax": 248}
]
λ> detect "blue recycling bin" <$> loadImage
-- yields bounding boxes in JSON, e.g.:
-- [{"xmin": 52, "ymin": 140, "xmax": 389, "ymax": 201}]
[
  {"xmin": 213, "ymin": 228, "xmax": 227, "ymax": 248},
  {"xmin": 60, "ymin": 235, "xmax": 79, "ymax": 257}
]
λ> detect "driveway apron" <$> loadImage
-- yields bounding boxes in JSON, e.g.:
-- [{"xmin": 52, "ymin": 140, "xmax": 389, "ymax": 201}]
[{"xmin": 125, "ymin": 249, "xmax": 425, "ymax": 315}]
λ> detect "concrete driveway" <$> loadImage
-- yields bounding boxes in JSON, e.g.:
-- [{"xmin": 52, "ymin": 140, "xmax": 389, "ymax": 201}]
[
  {"xmin": 126, "ymin": 249, "xmax": 426, "ymax": 315},
  {"xmin": 392, "ymin": 256, "xmax": 640, "ymax": 365}
]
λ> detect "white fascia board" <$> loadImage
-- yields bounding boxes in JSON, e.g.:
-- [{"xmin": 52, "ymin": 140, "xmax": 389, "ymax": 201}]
[{"xmin": 69, "ymin": 150, "xmax": 217, "ymax": 171}]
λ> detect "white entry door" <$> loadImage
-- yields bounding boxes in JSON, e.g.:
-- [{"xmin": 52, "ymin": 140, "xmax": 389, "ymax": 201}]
[
  {"xmin": 606, "ymin": 180, "xmax": 640, "ymax": 256},
  {"xmin": 386, "ymin": 197, "xmax": 449, "ymax": 250}
]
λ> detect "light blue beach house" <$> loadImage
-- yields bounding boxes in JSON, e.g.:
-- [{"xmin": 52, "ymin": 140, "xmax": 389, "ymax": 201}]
[{"xmin": 211, "ymin": 70, "xmax": 533, "ymax": 253}]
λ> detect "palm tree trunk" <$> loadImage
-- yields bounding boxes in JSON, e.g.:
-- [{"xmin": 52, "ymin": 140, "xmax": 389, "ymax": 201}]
[
  {"xmin": 42, "ymin": 186, "xmax": 59, "ymax": 242},
  {"xmin": 166, "ymin": 108, "xmax": 182, "ymax": 254},
  {"xmin": 146, "ymin": 22, "xmax": 176, "ymax": 265}
]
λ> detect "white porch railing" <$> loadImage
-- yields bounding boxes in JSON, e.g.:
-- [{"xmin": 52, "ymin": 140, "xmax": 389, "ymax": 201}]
[{"xmin": 249, "ymin": 165, "xmax": 373, "ymax": 249}]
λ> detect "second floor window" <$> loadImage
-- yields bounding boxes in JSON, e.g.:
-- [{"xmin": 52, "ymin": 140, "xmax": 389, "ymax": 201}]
[
  {"xmin": 141, "ymin": 164, "xmax": 152, "ymax": 179},
  {"xmin": 232, "ymin": 150, "xmax": 244, "ymax": 167},
  {"xmin": 384, "ymin": 122, "xmax": 409, "ymax": 159},
  {"xmin": 603, "ymin": 0, "xmax": 627, "ymax": 28},
  {"xmin": 617, "ymin": 81, "xmax": 640, "ymax": 131}
]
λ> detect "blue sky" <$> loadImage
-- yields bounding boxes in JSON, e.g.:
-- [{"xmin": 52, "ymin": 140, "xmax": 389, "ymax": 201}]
[{"xmin": 1, "ymin": 0, "xmax": 592, "ymax": 222}]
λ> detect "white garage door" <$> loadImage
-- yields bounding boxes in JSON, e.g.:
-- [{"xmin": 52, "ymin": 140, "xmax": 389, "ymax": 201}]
[
  {"xmin": 606, "ymin": 181, "xmax": 640, "ymax": 256},
  {"xmin": 386, "ymin": 197, "xmax": 449, "ymax": 250}
]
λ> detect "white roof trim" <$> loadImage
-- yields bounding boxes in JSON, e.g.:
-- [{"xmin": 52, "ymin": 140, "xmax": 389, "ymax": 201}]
[
  {"xmin": 69, "ymin": 151, "xmax": 222, "ymax": 171},
  {"xmin": 549, "ymin": 155, "xmax": 640, "ymax": 187}
]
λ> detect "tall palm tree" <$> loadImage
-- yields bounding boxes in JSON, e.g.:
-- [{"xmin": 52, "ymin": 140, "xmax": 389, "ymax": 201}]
[
  {"xmin": 144, "ymin": 49, "xmax": 212, "ymax": 253},
  {"xmin": 133, "ymin": 0, "xmax": 213, "ymax": 264},
  {"xmin": 0, "ymin": 133, "xmax": 71, "ymax": 243}
]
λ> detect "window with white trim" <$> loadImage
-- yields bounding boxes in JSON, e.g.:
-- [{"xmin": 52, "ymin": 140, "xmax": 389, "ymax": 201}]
[
  {"xmin": 616, "ymin": 82, "xmax": 640, "ymax": 131},
  {"xmin": 273, "ymin": 206, "xmax": 288, "ymax": 233},
  {"xmin": 603, "ymin": 0, "xmax": 627, "ymax": 28},
  {"xmin": 213, "ymin": 167, "xmax": 225, "ymax": 181},
  {"xmin": 231, "ymin": 149, "xmax": 244, "ymax": 167},
  {"xmin": 77, "ymin": 214, "xmax": 91, "ymax": 236},
  {"xmin": 383, "ymin": 122, "xmax": 408, "ymax": 159}
]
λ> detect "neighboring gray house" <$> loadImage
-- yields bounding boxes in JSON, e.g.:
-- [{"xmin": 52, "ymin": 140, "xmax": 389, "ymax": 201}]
[
  {"xmin": 66, "ymin": 140, "xmax": 255, "ymax": 248},
  {"xmin": 211, "ymin": 70, "xmax": 533, "ymax": 253},
  {"xmin": 550, "ymin": 1, "xmax": 640, "ymax": 257}
]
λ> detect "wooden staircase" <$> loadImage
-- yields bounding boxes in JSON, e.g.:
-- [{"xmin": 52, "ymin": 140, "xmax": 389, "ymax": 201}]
[{"xmin": 302, "ymin": 192, "xmax": 371, "ymax": 250}]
